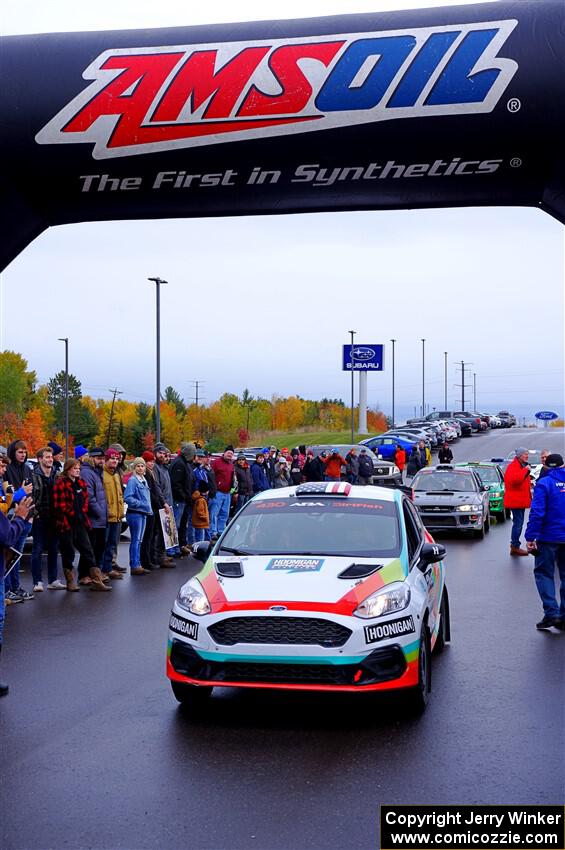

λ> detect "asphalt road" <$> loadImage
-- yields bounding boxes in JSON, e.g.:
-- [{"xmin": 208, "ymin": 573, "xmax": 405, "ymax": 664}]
[{"xmin": 2, "ymin": 429, "xmax": 564, "ymax": 850}]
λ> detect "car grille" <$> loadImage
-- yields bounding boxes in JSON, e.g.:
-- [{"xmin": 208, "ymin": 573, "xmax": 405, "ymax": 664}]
[
  {"xmin": 374, "ymin": 467, "xmax": 391, "ymax": 476},
  {"xmin": 421, "ymin": 515, "xmax": 457, "ymax": 527},
  {"xmin": 208, "ymin": 616, "xmax": 352, "ymax": 648},
  {"xmin": 420, "ymin": 505, "xmax": 454, "ymax": 512}
]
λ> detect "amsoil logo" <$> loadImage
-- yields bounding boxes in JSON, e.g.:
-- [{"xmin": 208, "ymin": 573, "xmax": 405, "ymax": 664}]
[{"xmin": 35, "ymin": 20, "xmax": 518, "ymax": 159}]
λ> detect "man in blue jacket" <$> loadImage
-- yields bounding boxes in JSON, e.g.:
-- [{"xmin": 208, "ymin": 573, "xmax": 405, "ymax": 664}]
[
  {"xmin": 251, "ymin": 453, "xmax": 270, "ymax": 494},
  {"xmin": 525, "ymin": 453, "xmax": 565, "ymax": 632}
]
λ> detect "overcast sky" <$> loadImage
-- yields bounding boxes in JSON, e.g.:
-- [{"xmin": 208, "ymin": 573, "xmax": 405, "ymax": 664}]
[{"xmin": 2, "ymin": 0, "xmax": 564, "ymax": 418}]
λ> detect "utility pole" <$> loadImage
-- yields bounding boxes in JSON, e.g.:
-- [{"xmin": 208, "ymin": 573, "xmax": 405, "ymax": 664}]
[
  {"xmin": 444, "ymin": 352, "xmax": 448, "ymax": 410},
  {"xmin": 188, "ymin": 380, "xmax": 206, "ymax": 407},
  {"xmin": 147, "ymin": 277, "xmax": 168, "ymax": 442},
  {"xmin": 106, "ymin": 387, "xmax": 123, "ymax": 447},
  {"xmin": 455, "ymin": 361, "xmax": 473, "ymax": 410},
  {"xmin": 421, "ymin": 338, "xmax": 426, "ymax": 417},
  {"xmin": 473, "ymin": 373, "xmax": 477, "ymax": 411},
  {"xmin": 58, "ymin": 338, "xmax": 69, "ymax": 459},
  {"xmin": 390, "ymin": 339, "xmax": 396, "ymax": 429},
  {"xmin": 349, "ymin": 330, "xmax": 356, "ymax": 443}
]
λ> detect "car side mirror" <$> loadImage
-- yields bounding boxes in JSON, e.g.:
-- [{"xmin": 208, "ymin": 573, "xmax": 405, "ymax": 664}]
[
  {"xmin": 481, "ymin": 485, "xmax": 490, "ymax": 492},
  {"xmin": 192, "ymin": 541, "xmax": 212, "ymax": 563},
  {"xmin": 418, "ymin": 542, "xmax": 446, "ymax": 568}
]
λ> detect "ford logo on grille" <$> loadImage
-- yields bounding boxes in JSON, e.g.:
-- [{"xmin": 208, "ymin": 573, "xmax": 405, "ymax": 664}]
[{"xmin": 270, "ymin": 605, "xmax": 287, "ymax": 611}]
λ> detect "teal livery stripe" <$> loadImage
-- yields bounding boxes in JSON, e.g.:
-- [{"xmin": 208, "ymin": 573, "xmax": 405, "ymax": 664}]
[
  {"xmin": 197, "ymin": 650, "xmax": 365, "ymax": 665},
  {"xmin": 403, "ymin": 639, "xmax": 419, "ymax": 659}
]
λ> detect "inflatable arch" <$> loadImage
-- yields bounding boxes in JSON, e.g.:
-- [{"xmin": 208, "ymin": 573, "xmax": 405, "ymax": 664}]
[{"xmin": 2, "ymin": 0, "xmax": 564, "ymax": 271}]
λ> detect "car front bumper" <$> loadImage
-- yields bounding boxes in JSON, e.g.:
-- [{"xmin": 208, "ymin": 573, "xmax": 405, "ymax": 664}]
[{"xmin": 166, "ymin": 608, "xmax": 420, "ymax": 693}]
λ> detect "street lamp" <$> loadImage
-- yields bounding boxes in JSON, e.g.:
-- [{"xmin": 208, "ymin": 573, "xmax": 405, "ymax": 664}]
[
  {"xmin": 349, "ymin": 330, "xmax": 356, "ymax": 443},
  {"xmin": 421, "ymin": 338, "xmax": 426, "ymax": 417},
  {"xmin": 444, "ymin": 351, "xmax": 448, "ymax": 410},
  {"xmin": 147, "ymin": 277, "xmax": 168, "ymax": 443},
  {"xmin": 58, "ymin": 337, "xmax": 69, "ymax": 459},
  {"xmin": 390, "ymin": 339, "xmax": 396, "ymax": 429}
]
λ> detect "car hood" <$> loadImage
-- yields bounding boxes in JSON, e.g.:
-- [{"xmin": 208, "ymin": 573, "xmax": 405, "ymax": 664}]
[
  {"xmin": 196, "ymin": 554, "xmax": 407, "ymax": 612},
  {"xmin": 414, "ymin": 492, "xmax": 481, "ymax": 505}
]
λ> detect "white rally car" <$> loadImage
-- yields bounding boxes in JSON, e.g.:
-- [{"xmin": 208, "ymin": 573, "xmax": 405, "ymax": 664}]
[{"xmin": 167, "ymin": 483, "xmax": 450, "ymax": 713}]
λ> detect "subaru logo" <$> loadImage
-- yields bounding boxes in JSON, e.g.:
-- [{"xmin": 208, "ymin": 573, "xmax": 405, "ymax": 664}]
[
  {"xmin": 270, "ymin": 605, "xmax": 287, "ymax": 611},
  {"xmin": 352, "ymin": 347, "xmax": 376, "ymax": 360}
]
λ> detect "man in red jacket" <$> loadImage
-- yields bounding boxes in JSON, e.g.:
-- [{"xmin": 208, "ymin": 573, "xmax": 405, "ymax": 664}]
[
  {"xmin": 210, "ymin": 447, "xmax": 235, "ymax": 538},
  {"xmin": 504, "ymin": 447, "xmax": 532, "ymax": 556}
]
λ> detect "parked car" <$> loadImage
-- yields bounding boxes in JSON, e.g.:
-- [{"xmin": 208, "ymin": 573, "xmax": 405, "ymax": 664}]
[
  {"xmin": 497, "ymin": 411, "xmax": 516, "ymax": 426},
  {"xmin": 359, "ymin": 434, "xmax": 417, "ymax": 460},
  {"xmin": 411, "ymin": 465, "xmax": 490, "ymax": 538}
]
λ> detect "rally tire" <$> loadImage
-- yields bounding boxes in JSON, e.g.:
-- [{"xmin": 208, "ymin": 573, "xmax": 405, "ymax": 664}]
[
  {"xmin": 505, "ymin": 508, "xmax": 512, "ymax": 520},
  {"xmin": 171, "ymin": 681, "xmax": 213, "ymax": 713},
  {"xmin": 405, "ymin": 624, "xmax": 431, "ymax": 714},
  {"xmin": 434, "ymin": 589, "xmax": 450, "ymax": 655},
  {"xmin": 484, "ymin": 514, "xmax": 490, "ymax": 534},
  {"xmin": 495, "ymin": 509, "xmax": 506, "ymax": 523},
  {"xmin": 474, "ymin": 523, "xmax": 485, "ymax": 540}
]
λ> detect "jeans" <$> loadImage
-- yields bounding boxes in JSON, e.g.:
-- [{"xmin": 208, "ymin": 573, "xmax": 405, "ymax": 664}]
[
  {"xmin": 127, "ymin": 512, "xmax": 147, "ymax": 568},
  {"xmin": 79, "ymin": 527, "xmax": 106, "ymax": 578},
  {"xmin": 0, "ymin": 562, "xmax": 5, "ymax": 643},
  {"xmin": 209, "ymin": 491, "xmax": 231, "ymax": 535},
  {"xmin": 168, "ymin": 502, "xmax": 184, "ymax": 556},
  {"xmin": 236, "ymin": 494, "xmax": 251, "ymax": 512},
  {"xmin": 140, "ymin": 512, "xmax": 155, "ymax": 567},
  {"xmin": 510, "ymin": 508, "xmax": 526, "ymax": 547},
  {"xmin": 102, "ymin": 522, "xmax": 121, "ymax": 573},
  {"xmin": 193, "ymin": 527, "xmax": 207, "ymax": 542},
  {"xmin": 31, "ymin": 517, "xmax": 59, "ymax": 585},
  {"xmin": 4, "ymin": 522, "xmax": 31, "ymax": 592},
  {"xmin": 325, "ymin": 475, "xmax": 340, "ymax": 482},
  {"xmin": 533, "ymin": 542, "xmax": 565, "ymax": 619}
]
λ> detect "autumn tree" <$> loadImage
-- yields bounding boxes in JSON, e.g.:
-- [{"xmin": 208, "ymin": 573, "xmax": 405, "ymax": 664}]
[
  {"xmin": 0, "ymin": 351, "xmax": 37, "ymax": 418},
  {"xmin": 47, "ymin": 371, "xmax": 98, "ymax": 446},
  {"xmin": 164, "ymin": 386, "xmax": 185, "ymax": 417}
]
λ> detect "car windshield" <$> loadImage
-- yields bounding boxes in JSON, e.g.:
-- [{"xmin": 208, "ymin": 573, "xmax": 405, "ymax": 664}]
[
  {"xmin": 413, "ymin": 472, "xmax": 477, "ymax": 493},
  {"xmin": 219, "ymin": 498, "xmax": 401, "ymax": 558},
  {"xmin": 472, "ymin": 466, "xmax": 500, "ymax": 484}
]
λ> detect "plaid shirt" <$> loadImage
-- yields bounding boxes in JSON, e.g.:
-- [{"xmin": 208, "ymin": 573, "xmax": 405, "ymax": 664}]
[{"xmin": 53, "ymin": 476, "xmax": 91, "ymax": 533}]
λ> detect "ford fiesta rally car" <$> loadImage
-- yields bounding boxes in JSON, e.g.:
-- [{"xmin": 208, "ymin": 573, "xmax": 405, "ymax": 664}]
[{"xmin": 167, "ymin": 483, "xmax": 450, "ymax": 713}]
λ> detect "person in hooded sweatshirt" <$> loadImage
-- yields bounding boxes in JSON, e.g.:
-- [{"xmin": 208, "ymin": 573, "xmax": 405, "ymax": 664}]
[
  {"xmin": 525, "ymin": 453, "xmax": 565, "ymax": 632},
  {"xmin": 4, "ymin": 440, "xmax": 34, "ymax": 600}
]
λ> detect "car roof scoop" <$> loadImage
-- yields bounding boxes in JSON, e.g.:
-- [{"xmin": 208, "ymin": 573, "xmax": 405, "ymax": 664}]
[{"xmin": 215, "ymin": 561, "xmax": 244, "ymax": 578}]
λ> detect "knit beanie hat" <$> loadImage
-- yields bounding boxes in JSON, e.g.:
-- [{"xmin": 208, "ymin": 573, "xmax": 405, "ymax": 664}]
[
  {"xmin": 142, "ymin": 451, "xmax": 155, "ymax": 462},
  {"xmin": 48, "ymin": 441, "xmax": 63, "ymax": 455},
  {"xmin": 74, "ymin": 445, "xmax": 88, "ymax": 460}
]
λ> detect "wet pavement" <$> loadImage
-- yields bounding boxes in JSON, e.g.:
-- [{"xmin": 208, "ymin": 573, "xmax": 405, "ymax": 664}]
[{"xmin": 2, "ymin": 429, "xmax": 564, "ymax": 850}]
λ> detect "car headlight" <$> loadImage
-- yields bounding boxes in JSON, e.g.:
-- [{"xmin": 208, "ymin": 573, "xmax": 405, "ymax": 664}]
[
  {"xmin": 392, "ymin": 465, "xmax": 400, "ymax": 474},
  {"xmin": 176, "ymin": 578, "xmax": 211, "ymax": 616},
  {"xmin": 354, "ymin": 582, "xmax": 411, "ymax": 619},
  {"xmin": 457, "ymin": 504, "xmax": 481, "ymax": 512}
]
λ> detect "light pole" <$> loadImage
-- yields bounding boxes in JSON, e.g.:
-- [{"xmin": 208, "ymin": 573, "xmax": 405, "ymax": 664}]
[
  {"xmin": 390, "ymin": 339, "xmax": 396, "ymax": 429},
  {"xmin": 444, "ymin": 352, "xmax": 448, "ymax": 410},
  {"xmin": 148, "ymin": 277, "xmax": 168, "ymax": 443},
  {"xmin": 58, "ymin": 337, "xmax": 69, "ymax": 459},
  {"xmin": 421, "ymin": 338, "xmax": 426, "ymax": 417},
  {"xmin": 473, "ymin": 372, "xmax": 477, "ymax": 410},
  {"xmin": 349, "ymin": 330, "xmax": 356, "ymax": 443}
]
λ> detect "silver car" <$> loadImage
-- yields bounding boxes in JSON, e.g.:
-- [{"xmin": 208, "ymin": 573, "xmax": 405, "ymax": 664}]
[{"xmin": 411, "ymin": 465, "xmax": 490, "ymax": 538}]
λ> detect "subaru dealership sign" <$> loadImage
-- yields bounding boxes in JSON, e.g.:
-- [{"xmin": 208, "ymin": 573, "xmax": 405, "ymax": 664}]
[{"xmin": 343, "ymin": 345, "xmax": 384, "ymax": 371}]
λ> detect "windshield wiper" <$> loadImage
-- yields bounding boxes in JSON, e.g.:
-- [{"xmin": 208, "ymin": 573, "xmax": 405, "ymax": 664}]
[
  {"xmin": 218, "ymin": 546, "xmax": 256, "ymax": 556},
  {"xmin": 423, "ymin": 490, "xmax": 455, "ymax": 495}
]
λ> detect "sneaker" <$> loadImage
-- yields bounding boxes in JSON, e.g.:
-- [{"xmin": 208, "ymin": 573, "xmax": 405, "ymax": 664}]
[
  {"xmin": 113, "ymin": 565, "xmax": 128, "ymax": 573},
  {"xmin": 15, "ymin": 588, "xmax": 34, "ymax": 600},
  {"xmin": 47, "ymin": 579, "xmax": 67, "ymax": 590},
  {"xmin": 33, "ymin": 582, "xmax": 44, "ymax": 592},
  {"xmin": 536, "ymin": 616, "xmax": 561, "ymax": 631},
  {"xmin": 6, "ymin": 591, "xmax": 24, "ymax": 604}
]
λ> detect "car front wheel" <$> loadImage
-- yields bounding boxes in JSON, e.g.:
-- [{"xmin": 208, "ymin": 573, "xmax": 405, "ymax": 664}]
[
  {"xmin": 171, "ymin": 681, "xmax": 213, "ymax": 713},
  {"xmin": 405, "ymin": 624, "xmax": 431, "ymax": 714}
]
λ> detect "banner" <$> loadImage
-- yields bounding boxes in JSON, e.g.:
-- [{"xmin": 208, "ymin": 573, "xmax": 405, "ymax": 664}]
[{"xmin": 2, "ymin": 0, "xmax": 564, "ymax": 269}]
